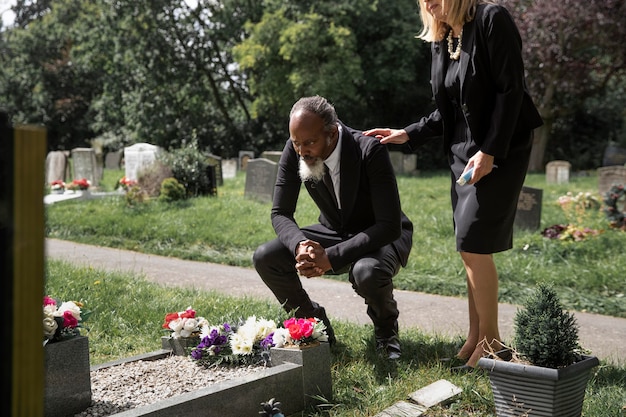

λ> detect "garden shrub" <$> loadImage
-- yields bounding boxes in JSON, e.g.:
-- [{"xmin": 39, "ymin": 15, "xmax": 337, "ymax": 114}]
[
  {"xmin": 513, "ymin": 282, "xmax": 580, "ymax": 368},
  {"xmin": 159, "ymin": 178, "xmax": 186, "ymax": 202},
  {"xmin": 159, "ymin": 141, "xmax": 214, "ymax": 197}
]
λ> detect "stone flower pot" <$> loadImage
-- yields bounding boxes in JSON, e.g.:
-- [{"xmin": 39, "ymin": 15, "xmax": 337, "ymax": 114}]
[
  {"xmin": 477, "ymin": 352, "xmax": 599, "ymax": 417},
  {"xmin": 44, "ymin": 336, "xmax": 92, "ymax": 417},
  {"xmin": 161, "ymin": 335, "xmax": 201, "ymax": 356}
]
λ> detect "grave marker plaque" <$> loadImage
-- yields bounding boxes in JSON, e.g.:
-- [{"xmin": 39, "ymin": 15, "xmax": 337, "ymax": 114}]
[
  {"xmin": 45, "ymin": 151, "xmax": 67, "ymax": 184},
  {"xmin": 124, "ymin": 143, "xmax": 161, "ymax": 181},
  {"xmin": 239, "ymin": 150, "xmax": 254, "ymax": 171},
  {"xmin": 244, "ymin": 158, "xmax": 278, "ymax": 203},
  {"xmin": 260, "ymin": 151, "xmax": 282, "ymax": 164},
  {"xmin": 545, "ymin": 160, "xmax": 571, "ymax": 184},
  {"xmin": 514, "ymin": 186, "xmax": 542, "ymax": 230},
  {"xmin": 104, "ymin": 150, "xmax": 123, "ymax": 170},
  {"xmin": 71, "ymin": 148, "xmax": 99, "ymax": 187},
  {"xmin": 222, "ymin": 159, "xmax": 237, "ymax": 179},
  {"xmin": 598, "ymin": 166, "xmax": 626, "ymax": 196}
]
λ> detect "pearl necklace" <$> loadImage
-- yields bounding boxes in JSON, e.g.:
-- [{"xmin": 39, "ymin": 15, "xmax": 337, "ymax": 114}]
[{"xmin": 447, "ymin": 29, "xmax": 463, "ymax": 60}]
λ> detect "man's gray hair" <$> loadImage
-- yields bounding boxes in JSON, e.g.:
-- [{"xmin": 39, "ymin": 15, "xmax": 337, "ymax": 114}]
[{"xmin": 290, "ymin": 96, "xmax": 338, "ymax": 133}]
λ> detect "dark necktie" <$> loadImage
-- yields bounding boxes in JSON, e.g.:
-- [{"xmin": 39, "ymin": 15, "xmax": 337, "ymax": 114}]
[{"xmin": 322, "ymin": 164, "xmax": 338, "ymax": 208}]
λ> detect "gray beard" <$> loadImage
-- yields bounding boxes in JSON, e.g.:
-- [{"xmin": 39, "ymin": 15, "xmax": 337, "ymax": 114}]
[{"xmin": 298, "ymin": 158, "xmax": 325, "ymax": 183}]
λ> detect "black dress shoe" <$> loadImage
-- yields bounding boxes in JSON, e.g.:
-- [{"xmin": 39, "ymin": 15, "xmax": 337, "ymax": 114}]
[{"xmin": 376, "ymin": 336, "xmax": 401, "ymax": 360}]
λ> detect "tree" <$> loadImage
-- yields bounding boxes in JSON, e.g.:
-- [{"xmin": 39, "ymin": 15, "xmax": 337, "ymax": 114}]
[{"xmin": 504, "ymin": 0, "xmax": 626, "ymax": 171}]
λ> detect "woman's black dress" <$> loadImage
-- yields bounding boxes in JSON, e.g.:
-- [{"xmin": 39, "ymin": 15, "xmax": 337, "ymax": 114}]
[{"xmin": 444, "ymin": 49, "xmax": 532, "ymax": 254}]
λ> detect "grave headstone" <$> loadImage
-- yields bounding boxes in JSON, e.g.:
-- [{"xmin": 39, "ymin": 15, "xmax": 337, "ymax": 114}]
[
  {"xmin": 597, "ymin": 165, "xmax": 626, "ymax": 196},
  {"xmin": 244, "ymin": 158, "xmax": 278, "ymax": 203},
  {"xmin": 124, "ymin": 143, "xmax": 162, "ymax": 182},
  {"xmin": 389, "ymin": 151, "xmax": 418, "ymax": 176},
  {"xmin": 71, "ymin": 148, "xmax": 99, "ymax": 187},
  {"xmin": 206, "ymin": 153, "xmax": 223, "ymax": 187},
  {"xmin": 104, "ymin": 150, "xmax": 123, "ymax": 170},
  {"xmin": 203, "ymin": 165, "xmax": 217, "ymax": 196},
  {"xmin": 545, "ymin": 160, "xmax": 571, "ymax": 184},
  {"xmin": 238, "ymin": 150, "xmax": 254, "ymax": 171},
  {"xmin": 222, "ymin": 159, "xmax": 237, "ymax": 179},
  {"xmin": 514, "ymin": 186, "xmax": 542, "ymax": 230},
  {"xmin": 45, "ymin": 151, "xmax": 67, "ymax": 185},
  {"xmin": 260, "ymin": 151, "xmax": 282, "ymax": 164}
]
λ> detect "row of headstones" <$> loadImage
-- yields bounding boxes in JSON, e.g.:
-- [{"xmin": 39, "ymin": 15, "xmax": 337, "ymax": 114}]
[{"xmin": 44, "ymin": 143, "xmax": 263, "ymax": 192}]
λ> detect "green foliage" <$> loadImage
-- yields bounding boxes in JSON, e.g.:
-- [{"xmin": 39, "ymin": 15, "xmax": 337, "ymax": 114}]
[
  {"xmin": 159, "ymin": 141, "xmax": 215, "ymax": 197},
  {"xmin": 159, "ymin": 177, "xmax": 186, "ymax": 202},
  {"xmin": 513, "ymin": 283, "xmax": 580, "ymax": 368}
]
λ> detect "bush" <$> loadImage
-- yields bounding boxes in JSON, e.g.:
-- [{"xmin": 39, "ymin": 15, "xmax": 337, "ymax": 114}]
[
  {"xmin": 159, "ymin": 178, "xmax": 186, "ymax": 202},
  {"xmin": 513, "ymin": 282, "xmax": 580, "ymax": 368},
  {"xmin": 159, "ymin": 141, "xmax": 214, "ymax": 197}
]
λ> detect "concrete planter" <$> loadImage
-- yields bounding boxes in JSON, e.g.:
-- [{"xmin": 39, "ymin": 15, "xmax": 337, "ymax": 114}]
[
  {"xmin": 44, "ymin": 336, "xmax": 92, "ymax": 417},
  {"xmin": 91, "ymin": 340, "xmax": 332, "ymax": 416},
  {"xmin": 160, "ymin": 336, "xmax": 200, "ymax": 356},
  {"xmin": 477, "ymin": 353, "xmax": 599, "ymax": 417}
]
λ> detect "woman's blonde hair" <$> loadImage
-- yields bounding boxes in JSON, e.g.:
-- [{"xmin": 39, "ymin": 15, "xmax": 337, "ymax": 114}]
[{"xmin": 416, "ymin": 0, "xmax": 481, "ymax": 42}]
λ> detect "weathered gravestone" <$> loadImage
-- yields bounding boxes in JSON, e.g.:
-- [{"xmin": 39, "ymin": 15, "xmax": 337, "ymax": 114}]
[
  {"xmin": 244, "ymin": 158, "xmax": 278, "ymax": 203},
  {"xmin": 260, "ymin": 151, "xmax": 282, "ymax": 164},
  {"xmin": 206, "ymin": 153, "xmax": 223, "ymax": 187},
  {"xmin": 597, "ymin": 165, "xmax": 626, "ymax": 196},
  {"xmin": 45, "ymin": 151, "xmax": 67, "ymax": 185},
  {"xmin": 104, "ymin": 150, "xmax": 123, "ymax": 170},
  {"xmin": 124, "ymin": 143, "xmax": 162, "ymax": 182},
  {"xmin": 545, "ymin": 160, "xmax": 571, "ymax": 184},
  {"xmin": 239, "ymin": 150, "xmax": 254, "ymax": 171},
  {"xmin": 222, "ymin": 159, "xmax": 237, "ymax": 179},
  {"xmin": 71, "ymin": 148, "xmax": 99, "ymax": 187},
  {"xmin": 389, "ymin": 151, "xmax": 418, "ymax": 176},
  {"xmin": 514, "ymin": 186, "xmax": 543, "ymax": 230}
]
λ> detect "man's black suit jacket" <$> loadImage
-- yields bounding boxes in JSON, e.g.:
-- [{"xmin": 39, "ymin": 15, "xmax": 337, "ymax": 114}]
[{"xmin": 271, "ymin": 121, "xmax": 413, "ymax": 272}]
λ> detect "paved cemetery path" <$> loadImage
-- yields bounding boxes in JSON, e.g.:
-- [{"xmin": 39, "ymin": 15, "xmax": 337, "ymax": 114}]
[{"xmin": 46, "ymin": 238, "xmax": 626, "ymax": 365}]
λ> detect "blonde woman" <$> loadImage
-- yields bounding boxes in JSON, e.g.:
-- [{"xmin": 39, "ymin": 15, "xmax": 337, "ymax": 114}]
[{"xmin": 364, "ymin": 0, "xmax": 543, "ymax": 371}]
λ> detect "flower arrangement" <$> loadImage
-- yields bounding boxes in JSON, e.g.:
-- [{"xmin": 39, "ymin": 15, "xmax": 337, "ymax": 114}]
[
  {"xmin": 66, "ymin": 178, "xmax": 91, "ymax": 191},
  {"xmin": 43, "ymin": 296, "xmax": 90, "ymax": 345},
  {"xmin": 50, "ymin": 180, "xmax": 65, "ymax": 193},
  {"xmin": 162, "ymin": 307, "xmax": 208, "ymax": 339},
  {"xmin": 190, "ymin": 316, "xmax": 276, "ymax": 366},
  {"xmin": 117, "ymin": 176, "xmax": 138, "ymax": 191},
  {"xmin": 541, "ymin": 191, "xmax": 602, "ymax": 241},
  {"xmin": 272, "ymin": 317, "xmax": 329, "ymax": 347},
  {"xmin": 603, "ymin": 184, "xmax": 626, "ymax": 230}
]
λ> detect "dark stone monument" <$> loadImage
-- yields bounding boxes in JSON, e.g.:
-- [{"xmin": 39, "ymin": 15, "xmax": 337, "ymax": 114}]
[
  {"xmin": 514, "ymin": 186, "xmax": 542, "ymax": 230},
  {"xmin": 203, "ymin": 164, "xmax": 218, "ymax": 196},
  {"xmin": 244, "ymin": 158, "xmax": 278, "ymax": 203},
  {"xmin": 206, "ymin": 153, "xmax": 223, "ymax": 187}
]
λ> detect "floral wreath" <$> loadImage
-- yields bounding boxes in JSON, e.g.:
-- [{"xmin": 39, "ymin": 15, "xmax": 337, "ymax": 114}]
[{"xmin": 603, "ymin": 184, "xmax": 626, "ymax": 229}]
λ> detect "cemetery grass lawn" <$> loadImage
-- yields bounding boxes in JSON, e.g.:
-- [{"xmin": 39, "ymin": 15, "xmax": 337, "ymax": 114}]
[
  {"xmin": 45, "ymin": 259, "xmax": 626, "ymax": 417},
  {"xmin": 47, "ymin": 170, "xmax": 626, "ymax": 319}
]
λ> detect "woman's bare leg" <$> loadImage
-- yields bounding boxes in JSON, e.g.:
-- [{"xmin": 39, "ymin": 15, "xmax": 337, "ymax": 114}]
[{"xmin": 460, "ymin": 252, "xmax": 502, "ymax": 367}]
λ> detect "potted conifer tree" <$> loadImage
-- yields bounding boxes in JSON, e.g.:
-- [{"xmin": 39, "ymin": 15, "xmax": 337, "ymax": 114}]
[{"xmin": 477, "ymin": 283, "xmax": 599, "ymax": 417}]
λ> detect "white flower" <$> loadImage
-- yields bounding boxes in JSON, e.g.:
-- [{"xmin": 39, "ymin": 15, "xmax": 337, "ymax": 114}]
[
  {"xmin": 230, "ymin": 333, "xmax": 254, "ymax": 355},
  {"xmin": 255, "ymin": 318, "xmax": 277, "ymax": 340},
  {"xmin": 56, "ymin": 301, "xmax": 81, "ymax": 321},
  {"xmin": 43, "ymin": 314, "xmax": 58, "ymax": 339},
  {"xmin": 272, "ymin": 328, "xmax": 291, "ymax": 348},
  {"xmin": 168, "ymin": 318, "xmax": 184, "ymax": 338}
]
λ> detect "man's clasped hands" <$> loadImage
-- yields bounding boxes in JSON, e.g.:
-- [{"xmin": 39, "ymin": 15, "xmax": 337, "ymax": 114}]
[{"xmin": 295, "ymin": 240, "xmax": 332, "ymax": 278}]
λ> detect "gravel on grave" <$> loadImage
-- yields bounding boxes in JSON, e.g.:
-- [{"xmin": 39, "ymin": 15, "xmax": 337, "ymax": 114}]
[{"xmin": 75, "ymin": 355, "xmax": 266, "ymax": 417}]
